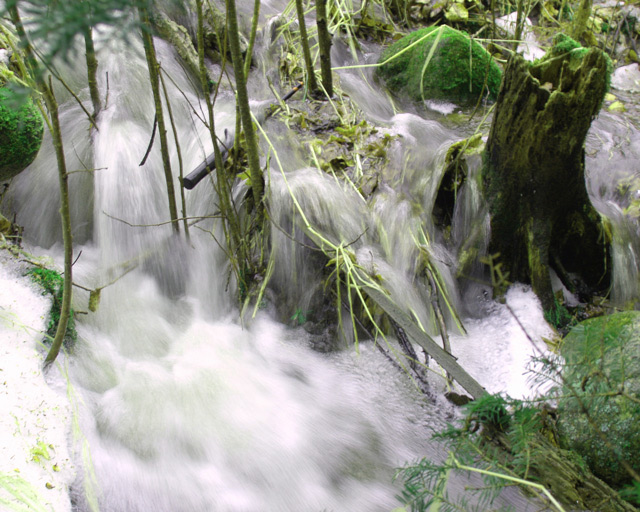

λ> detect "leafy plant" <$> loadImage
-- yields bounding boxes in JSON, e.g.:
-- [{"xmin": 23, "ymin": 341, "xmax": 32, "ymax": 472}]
[
  {"xmin": 395, "ymin": 393, "xmax": 565, "ymax": 511},
  {"xmin": 543, "ymin": 295, "xmax": 573, "ymax": 330},
  {"xmin": 290, "ymin": 307, "xmax": 308, "ymax": 325},
  {"xmin": 620, "ymin": 481, "xmax": 640, "ymax": 507},
  {"xmin": 1, "ymin": 0, "xmax": 154, "ymax": 65}
]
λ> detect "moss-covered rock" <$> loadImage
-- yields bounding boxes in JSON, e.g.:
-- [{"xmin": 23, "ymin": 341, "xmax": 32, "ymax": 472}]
[
  {"xmin": 557, "ymin": 311, "xmax": 640, "ymax": 488},
  {"xmin": 376, "ymin": 26, "xmax": 502, "ymax": 105},
  {"xmin": 0, "ymin": 87, "xmax": 44, "ymax": 182}
]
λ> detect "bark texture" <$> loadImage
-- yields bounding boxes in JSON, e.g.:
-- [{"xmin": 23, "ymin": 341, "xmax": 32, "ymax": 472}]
[
  {"xmin": 315, "ymin": 0, "xmax": 333, "ymax": 97},
  {"xmin": 83, "ymin": 27, "xmax": 101, "ymax": 120},
  {"xmin": 483, "ymin": 37, "xmax": 611, "ymax": 313},
  {"xmin": 140, "ymin": 8, "xmax": 180, "ymax": 234},
  {"xmin": 295, "ymin": 0, "xmax": 318, "ymax": 94}
]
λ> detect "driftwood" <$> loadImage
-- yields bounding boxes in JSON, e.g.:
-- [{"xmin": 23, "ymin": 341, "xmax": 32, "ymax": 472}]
[{"xmin": 483, "ymin": 37, "xmax": 612, "ymax": 314}]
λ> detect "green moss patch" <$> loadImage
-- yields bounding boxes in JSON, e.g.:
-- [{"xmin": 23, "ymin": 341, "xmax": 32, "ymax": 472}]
[
  {"xmin": 25, "ymin": 267, "xmax": 76, "ymax": 349},
  {"xmin": 531, "ymin": 33, "xmax": 613, "ymax": 99},
  {"xmin": 557, "ymin": 311, "xmax": 640, "ymax": 488},
  {"xmin": 376, "ymin": 25, "xmax": 502, "ymax": 105},
  {"xmin": 0, "ymin": 86, "xmax": 44, "ymax": 182}
]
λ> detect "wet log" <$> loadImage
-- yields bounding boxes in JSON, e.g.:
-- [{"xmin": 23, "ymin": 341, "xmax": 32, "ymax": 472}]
[{"xmin": 483, "ymin": 35, "xmax": 612, "ymax": 315}]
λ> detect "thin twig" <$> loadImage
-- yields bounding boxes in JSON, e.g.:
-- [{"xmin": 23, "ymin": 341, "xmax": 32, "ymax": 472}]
[
  {"xmin": 139, "ymin": 114, "xmax": 158, "ymax": 166},
  {"xmin": 67, "ymin": 167, "xmax": 107, "ymax": 175},
  {"xmin": 102, "ymin": 211, "xmax": 223, "ymax": 228},
  {"xmin": 32, "ymin": 47, "xmax": 98, "ymax": 130}
]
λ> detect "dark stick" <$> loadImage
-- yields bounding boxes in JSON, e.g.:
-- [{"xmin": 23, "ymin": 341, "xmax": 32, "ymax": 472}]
[
  {"xmin": 184, "ymin": 82, "xmax": 304, "ymax": 190},
  {"xmin": 139, "ymin": 114, "xmax": 158, "ymax": 166}
]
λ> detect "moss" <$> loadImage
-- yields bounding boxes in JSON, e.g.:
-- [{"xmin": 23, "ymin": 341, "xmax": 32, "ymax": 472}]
[
  {"xmin": 532, "ymin": 33, "xmax": 613, "ymax": 96},
  {"xmin": 376, "ymin": 26, "xmax": 502, "ymax": 105},
  {"xmin": 25, "ymin": 267, "xmax": 77, "ymax": 350},
  {"xmin": 483, "ymin": 42, "xmax": 611, "ymax": 307},
  {"xmin": 547, "ymin": 32, "xmax": 582, "ymax": 56},
  {"xmin": 557, "ymin": 312, "xmax": 640, "ymax": 488},
  {"xmin": 0, "ymin": 86, "xmax": 44, "ymax": 182}
]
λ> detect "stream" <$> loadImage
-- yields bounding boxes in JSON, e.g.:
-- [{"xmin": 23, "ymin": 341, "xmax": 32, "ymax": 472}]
[{"xmin": 2, "ymin": 3, "xmax": 639, "ymax": 511}]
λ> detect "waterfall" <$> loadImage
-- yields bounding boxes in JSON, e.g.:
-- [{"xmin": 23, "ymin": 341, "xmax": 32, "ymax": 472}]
[
  {"xmin": 586, "ymin": 97, "xmax": 640, "ymax": 304},
  {"xmin": 2, "ymin": 3, "xmax": 638, "ymax": 511}
]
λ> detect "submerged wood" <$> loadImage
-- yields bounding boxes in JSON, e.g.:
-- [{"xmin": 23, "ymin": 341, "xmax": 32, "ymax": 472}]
[
  {"xmin": 483, "ymin": 40, "xmax": 611, "ymax": 313},
  {"xmin": 356, "ymin": 269, "xmax": 487, "ymax": 399}
]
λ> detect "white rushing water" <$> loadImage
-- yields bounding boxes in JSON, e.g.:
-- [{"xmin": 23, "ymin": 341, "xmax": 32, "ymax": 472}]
[{"xmin": 3, "ymin": 6, "xmax": 638, "ymax": 511}]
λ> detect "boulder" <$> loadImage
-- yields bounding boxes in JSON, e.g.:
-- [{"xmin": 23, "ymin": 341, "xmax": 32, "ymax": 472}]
[
  {"xmin": 557, "ymin": 311, "xmax": 640, "ymax": 488},
  {"xmin": 0, "ymin": 87, "xmax": 43, "ymax": 182},
  {"xmin": 376, "ymin": 25, "xmax": 502, "ymax": 105}
]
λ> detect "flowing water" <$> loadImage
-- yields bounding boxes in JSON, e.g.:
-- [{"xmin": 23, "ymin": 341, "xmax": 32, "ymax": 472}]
[{"xmin": 2, "ymin": 5, "xmax": 639, "ymax": 511}]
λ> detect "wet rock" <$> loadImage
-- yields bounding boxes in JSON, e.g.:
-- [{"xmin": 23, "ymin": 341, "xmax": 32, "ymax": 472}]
[
  {"xmin": 612, "ymin": 63, "xmax": 640, "ymax": 92},
  {"xmin": 557, "ymin": 311, "xmax": 640, "ymax": 488}
]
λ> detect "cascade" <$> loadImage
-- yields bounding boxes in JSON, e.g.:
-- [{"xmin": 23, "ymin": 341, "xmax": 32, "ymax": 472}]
[{"xmin": 2, "ymin": 3, "xmax": 638, "ymax": 510}]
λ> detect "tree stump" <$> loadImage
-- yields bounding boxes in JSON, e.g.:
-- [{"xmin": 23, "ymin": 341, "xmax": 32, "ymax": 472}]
[{"xmin": 483, "ymin": 35, "xmax": 612, "ymax": 316}]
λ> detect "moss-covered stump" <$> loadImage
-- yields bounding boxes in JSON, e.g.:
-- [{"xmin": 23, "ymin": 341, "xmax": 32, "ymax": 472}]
[
  {"xmin": 0, "ymin": 87, "xmax": 44, "ymax": 182},
  {"xmin": 376, "ymin": 26, "xmax": 502, "ymax": 104},
  {"xmin": 557, "ymin": 311, "xmax": 640, "ymax": 489},
  {"xmin": 482, "ymin": 34, "xmax": 612, "ymax": 316}
]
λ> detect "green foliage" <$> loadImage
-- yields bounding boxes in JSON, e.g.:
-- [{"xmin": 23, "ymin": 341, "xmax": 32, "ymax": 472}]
[
  {"xmin": 395, "ymin": 369, "xmax": 639, "ymax": 512},
  {"xmin": 395, "ymin": 394, "xmax": 550, "ymax": 511},
  {"xmin": 543, "ymin": 296, "xmax": 573, "ymax": 330},
  {"xmin": 557, "ymin": 311, "xmax": 640, "ymax": 488},
  {"xmin": 376, "ymin": 26, "xmax": 502, "ymax": 105},
  {"xmin": 290, "ymin": 307, "xmax": 308, "ymax": 325},
  {"xmin": 25, "ymin": 267, "xmax": 76, "ymax": 348},
  {"xmin": 1, "ymin": 0, "xmax": 157, "ymax": 64},
  {"xmin": 0, "ymin": 86, "xmax": 43, "ymax": 181},
  {"xmin": 620, "ymin": 481, "xmax": 640, "ymax": 507},
  {"xmin": 462, "ymin": 393, "xmax": 512, "ymax": 434},
  {"xmin": 395, "ymin": 455, "xmax": 487, "ymax": 512}
]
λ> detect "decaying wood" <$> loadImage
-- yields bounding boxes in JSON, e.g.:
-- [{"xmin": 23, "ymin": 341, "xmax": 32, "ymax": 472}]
[{"xmin": 483, "ymin": 47, "xmax": 611, "ymax": 313}]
